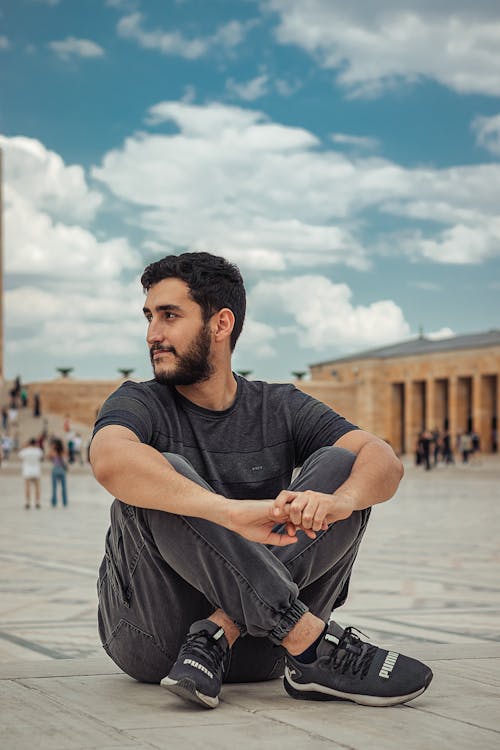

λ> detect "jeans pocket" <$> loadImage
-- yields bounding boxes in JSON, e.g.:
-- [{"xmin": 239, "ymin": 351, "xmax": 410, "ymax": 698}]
[
  {"xmin": 103, "ymin": 618, "xmax": 173, "ymax": 684},
  {"xmin": 106, "ymin": 504, "xmax": 146, "ymax": 606}
]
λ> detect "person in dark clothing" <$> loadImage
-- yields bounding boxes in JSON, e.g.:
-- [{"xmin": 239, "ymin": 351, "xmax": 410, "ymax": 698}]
[
  {"xmin": 90, "ymin": 251, "xmax": 432, "ymax": 711},
  {"xmin": 418, "ymin": 430, "xmax": 432, "ymax": 471},
  {"xmin": 441, "ymin": 430, "xmax": 454, "ymax": 464}
]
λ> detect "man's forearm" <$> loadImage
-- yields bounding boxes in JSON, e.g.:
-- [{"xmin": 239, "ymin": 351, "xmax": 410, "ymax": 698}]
[
  {"xmin": 335, "ymin": 440, "xmax": 404, "ymax": 511},
  {"xmin": 91, "ymin": 439, "xmax": 229, "ymax": 525}
]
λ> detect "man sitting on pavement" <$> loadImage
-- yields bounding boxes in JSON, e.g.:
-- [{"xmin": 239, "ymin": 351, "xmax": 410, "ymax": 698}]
[{"xmin": 90, "ymin": 251, "xmax": 432, "ymax": 710}]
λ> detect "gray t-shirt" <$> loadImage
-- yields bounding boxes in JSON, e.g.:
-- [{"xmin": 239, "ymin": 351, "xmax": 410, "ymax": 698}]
[{"xmin": 92, "ymin": 375, "xmax": 357, "ymax": 500}]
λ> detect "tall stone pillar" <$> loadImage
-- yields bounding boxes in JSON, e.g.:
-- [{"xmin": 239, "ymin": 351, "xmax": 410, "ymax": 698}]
[
  {"xmin": 426, "ymin": 377, "xmax": 436, "ymax": 430},
  {"xmin": 449, "ymin": 376, "xmax": 458, "ymax": 446},
  {"xmin": 404, "ymin": 380, "xmax": 415, "ymax": 456},
  {"xmin": 472, "ymin": 373, "xmax": 485, "ymax": 447}
]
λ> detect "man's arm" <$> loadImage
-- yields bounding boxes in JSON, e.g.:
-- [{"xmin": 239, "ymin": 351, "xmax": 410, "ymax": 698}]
[
  {"xmin": 332, "ymin": 429, "xmax": 404, "ymax": 509},
  {"xmin": 90, "ymin": 424, "xmax": 298, "ymax": 546},
  {"xmin": 273, "ymin": 430, "xmax": 404, "ymax": 532}
]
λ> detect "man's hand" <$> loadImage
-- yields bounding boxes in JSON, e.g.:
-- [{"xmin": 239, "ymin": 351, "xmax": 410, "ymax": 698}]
[
  {"xmin": 225, "ymin": 500, "xmax": 300, "ymax": 546},
  {"xmin": 272, "ymin": 489, "xmax": 356, "ymax": 533}
]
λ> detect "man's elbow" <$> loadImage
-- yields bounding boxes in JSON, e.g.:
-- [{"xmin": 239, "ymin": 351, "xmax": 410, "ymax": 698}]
[
  {"xmin": 390, "ymin": 451, "xmax": 404, "ymax": 486},
  {"xmin": 89, "ymin": 445, "xmax": 114, "ymax": 487}
]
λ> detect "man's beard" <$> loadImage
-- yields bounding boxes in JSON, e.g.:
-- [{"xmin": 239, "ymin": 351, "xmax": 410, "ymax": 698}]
[{"xmin": 150, "ymin": 322, "xmax": 214, "ymax": 386}]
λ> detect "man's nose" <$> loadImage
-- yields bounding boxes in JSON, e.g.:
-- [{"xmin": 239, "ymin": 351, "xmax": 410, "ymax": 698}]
[{"xmin": 146, "ymin": 318, "xmax": 164, "ymax": 345}]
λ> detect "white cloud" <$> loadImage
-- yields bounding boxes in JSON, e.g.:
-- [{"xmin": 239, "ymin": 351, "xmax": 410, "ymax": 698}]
[
  {"xmin": 472, "ymin": 114, "xmax": 500, "ymax": 156},
  {"xmin": 417, "ymin": 218, "xmax": 500, "ymax": 264},
  {"xmin": 93, "ymin": 101, "xmax": 371, "ymax": 271},
  {"xmin": 235, "ymin": 318, "xmax": 278, "ymax": 359},
  {"xmin": 251, "ymin": 276, "xmax": 411, "ymax": 351},
  {"xmin": 48, "ymin": 36, "xmax": 105, "ymax": 60},
  {"xmin": 427, "ymin": 327, "xmax": 454, "ymax": 340},
  {"xmin": 0, "ymin": 135, "xmax": 102, "ymax": 223},
  {"xmin": 275, "ymin": 78, "xmax": 302, "ymax": 96},
  {"xmin": 266, "ymin": 0, "xmax": 500, "ymax": 97},
  {"xmin": 4, "ymin": 187, "xmax": 140, "ymax": 280},
  {"xmin": 2, "ymin": 135, "xmax": 144, "ymax": 374},
  {"xmin": 106, "ymin": 0, "xmax": 136, "ymax": 9},
  {"xmin": 92, "ymin": 100, "xmax": 500, "ymax": 269},
  {"xmin": 0, "ymin": 36, "xmax": 10, "ymax": 50},
  {"xmin": 226, "ymin": 74, "xmax": 269, "ymax": 101},
  {"xmin": 117, "ymin": 13, "xmax": 250, "ymax": 59},
  {"xmin": 409, "ymin": 281, "xmax": 442, "ymax": 292},
  {"xmin": 5, "ymin": 282, "xmax": 145, "ymax": 358},
  {"xmin": 331, "ymin": 133, "xmax": 379, "ymax": 150}
]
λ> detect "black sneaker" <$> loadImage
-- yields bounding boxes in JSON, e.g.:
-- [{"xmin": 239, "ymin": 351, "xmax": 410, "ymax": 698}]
[
  {"xmin": 284, "ymin": 622, "xmax": 433, "ymax": 707},
  {"xmin": 161, "ymin": 620, "xmax": 229, "ymax": 709}
]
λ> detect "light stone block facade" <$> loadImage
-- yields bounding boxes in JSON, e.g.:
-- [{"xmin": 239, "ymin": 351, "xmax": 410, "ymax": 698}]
[{"xmin": 302, "ymin": 337, "xmax": 500, "ymax": 455}]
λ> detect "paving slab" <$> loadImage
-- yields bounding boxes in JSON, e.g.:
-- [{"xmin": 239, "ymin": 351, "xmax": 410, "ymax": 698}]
[{"xmin": 1, "ymin": 455, "xmax": 500, "ymax": 748}]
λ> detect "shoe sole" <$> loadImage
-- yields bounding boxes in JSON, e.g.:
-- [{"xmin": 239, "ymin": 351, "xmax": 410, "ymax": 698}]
[
  {"xmin": 284, "ymin": 669, "xmax": 433, "ymax": 707},
  {"xmin": 161, "ymin": 676, "xmax": 219, "ymax": 709}
]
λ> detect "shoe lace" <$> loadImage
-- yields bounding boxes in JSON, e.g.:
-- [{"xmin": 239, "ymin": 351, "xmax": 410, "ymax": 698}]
[
  {"xmin": 327, "ymin": 627, "xmax": 377, "ymax": 679},
  {"xmin": 179, "ymin": 630, "xmax": 227, "ymax": 675}
]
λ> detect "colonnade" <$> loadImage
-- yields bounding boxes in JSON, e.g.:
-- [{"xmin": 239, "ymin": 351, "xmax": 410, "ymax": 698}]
[{"xmin": 390, "ymin": 374, "xmax": 498, "ymax": 455}]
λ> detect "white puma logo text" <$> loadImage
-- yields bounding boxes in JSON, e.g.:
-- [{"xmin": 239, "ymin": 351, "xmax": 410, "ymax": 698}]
[
  {"xmin": 379, "ymin": 651, "xmax": 399, "ymax": 679},
  {"xmin": 183, "ymin": 659, "xmax": 213, "ymax": 678}
]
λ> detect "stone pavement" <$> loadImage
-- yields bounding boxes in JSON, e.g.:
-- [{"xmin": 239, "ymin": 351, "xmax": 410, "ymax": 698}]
[{"xmin": 0, "ymin": 455, "xmax": 499, "ymax": 748}]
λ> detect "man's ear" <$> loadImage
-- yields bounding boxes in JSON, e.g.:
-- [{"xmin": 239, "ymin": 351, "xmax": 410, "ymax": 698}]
[{"xmin": 213, "ymin": 308, "xmax": 235, "ymax": 342}]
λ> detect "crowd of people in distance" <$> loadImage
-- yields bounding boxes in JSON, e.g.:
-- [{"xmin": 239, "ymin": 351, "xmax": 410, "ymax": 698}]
[
  {"xmin": 1, "ymin": 376, "xmax": 89, "ymax": 509},
  {"xmin": 415, "ymin": 427, "xmax": 485, "ymax": 470}
]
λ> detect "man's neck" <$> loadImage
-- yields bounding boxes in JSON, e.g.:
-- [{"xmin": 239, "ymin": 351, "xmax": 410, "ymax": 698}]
[{"xmin": 175, "ymin": 368, "xmax": 238, "ymax": 411}]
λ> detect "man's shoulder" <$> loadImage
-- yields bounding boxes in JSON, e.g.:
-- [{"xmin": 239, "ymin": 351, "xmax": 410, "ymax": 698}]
[
  {"xmin": 110, "ymin": 378, "xmax": 174, "ymax": 402},
  {"xmin": 241, "ymin": 378, "xmax": 296, "ymax": 396},
  {"xmin": 239, "ymin": 378, "xmax": 309, "ymax": 414}
]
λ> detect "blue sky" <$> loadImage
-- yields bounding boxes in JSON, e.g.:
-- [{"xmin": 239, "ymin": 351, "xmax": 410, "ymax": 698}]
[{"xmin": 1, "ymin": 0, "xmax": 500, "ymax": 383}]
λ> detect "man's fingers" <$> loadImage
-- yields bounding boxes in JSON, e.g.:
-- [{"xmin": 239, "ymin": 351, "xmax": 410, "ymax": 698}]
[
  {"xmin": 301, "ymin": 527, "xmax": 317, "ymax": 539},
  {"xmin": 269, "ymin": 531, "xmax": 298, "ymax": 546},
  {"xmin": 273, "ymin": 491, "xmax": 298, "ymax": 515}
]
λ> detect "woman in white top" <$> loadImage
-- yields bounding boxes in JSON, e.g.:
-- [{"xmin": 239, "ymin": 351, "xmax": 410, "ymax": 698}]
[{"xmin": 18, "ymin": 438, "xmax": 44, "ymax": 509}]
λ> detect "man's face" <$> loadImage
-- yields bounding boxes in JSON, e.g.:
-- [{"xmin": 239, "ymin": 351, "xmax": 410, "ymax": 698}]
[{"xmin": 143, "ymin": 278, "xmax": 214, "ymax": 386}]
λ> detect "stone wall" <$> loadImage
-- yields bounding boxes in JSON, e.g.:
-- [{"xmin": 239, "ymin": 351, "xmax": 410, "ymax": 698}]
[
  {"xmin": 27, "ymin": 378, "xmax": 124, "ymax": 427},
  {"xmin": 305, "ymin": 343, "xmax": 500, "ymax": 453}
]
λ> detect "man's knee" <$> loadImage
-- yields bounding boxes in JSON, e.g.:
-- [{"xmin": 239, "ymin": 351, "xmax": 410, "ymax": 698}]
[
  {"xmin": 311, "ymin": 445, "xmax": 356, "ymax": 472},
  {"xmin": 291, "ymin": 445, "xmax": 356, "ymax": 494},
  {"xmin": 161, "ymin": 452, "xmax": 196, "ymax": 476}
]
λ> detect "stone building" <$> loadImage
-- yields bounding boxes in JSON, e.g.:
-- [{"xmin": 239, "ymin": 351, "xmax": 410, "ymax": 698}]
[{"xmin": 299, "ymin": 330, "xmax": 500, "ymax": 455}]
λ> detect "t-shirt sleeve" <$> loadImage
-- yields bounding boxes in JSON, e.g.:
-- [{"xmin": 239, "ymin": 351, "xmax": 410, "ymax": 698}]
[
  {"xmin": 288, "ymin": 386, "xmax": 358, "ymax": 465},
  {"xmin": 92, "ymin": 382, "xmax": 156, "ymax": 444}
]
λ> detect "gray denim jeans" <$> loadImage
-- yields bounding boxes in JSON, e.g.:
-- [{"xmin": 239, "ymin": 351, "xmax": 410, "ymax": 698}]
[{"xmin": 97, "ymin": 446, "xmax": 370, "ymax": 684}]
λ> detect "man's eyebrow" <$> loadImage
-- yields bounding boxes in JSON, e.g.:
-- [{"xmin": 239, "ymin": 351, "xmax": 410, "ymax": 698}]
[{"xmin": 142, "ymin": 304, "xmax": 183, "ymax": 315}]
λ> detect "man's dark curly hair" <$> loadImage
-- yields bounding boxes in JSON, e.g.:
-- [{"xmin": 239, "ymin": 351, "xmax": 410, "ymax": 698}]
[{"xmin": 140, "ymin": 251, "xmax": 246, "ymax": 351}]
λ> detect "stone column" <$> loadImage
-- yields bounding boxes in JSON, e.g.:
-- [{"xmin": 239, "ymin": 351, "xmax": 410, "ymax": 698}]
[
  {"xmin": 449, "ymin": 376, "xmax": 458, "ymax": 449},
  {"xmin": 404, "ymin": 380, "xmax": 413, "ymax": 457},
  {"xmin": 426, "ymin": 377, "xmax": 436, "ymax": 430},
  {"xmin": 472, "ymin": 373, "xmax": 485, "ymax": 449}
]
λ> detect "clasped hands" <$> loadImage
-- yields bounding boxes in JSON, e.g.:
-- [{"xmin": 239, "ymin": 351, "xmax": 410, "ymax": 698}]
[{"xmin": 226, "ymin": 489, "xmax": 356, "ymax": 547}]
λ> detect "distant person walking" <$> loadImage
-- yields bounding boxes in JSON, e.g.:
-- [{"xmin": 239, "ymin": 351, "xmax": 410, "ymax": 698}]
[
  {"xmin": 441, "ymin": 429, "xmax": 454, "ymax": 464},
  {"xmin": 419, "ymin": 430, "xmax": 433, "ymax": 471},
  {"xmin": 7, "ymin": 402, "xmax": 18, "ymax": 430},
  {"xmin": 18, "ymin": 438, "xmax": 43, "ymax": 509},
  {"xmin": 20, "ymin": 387, "xmax": 29, "ymax": 408},
  {"xmin": 458, "ymin": 432, "xmax": 473, "ymax": 464},
  {"xmin": 33, "ymin": 392, "xmax": 41, "ymax": 418},
  {"xmin": 48, "ymin": 438, "xmax": 68, "ymax": 507}
]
